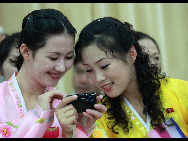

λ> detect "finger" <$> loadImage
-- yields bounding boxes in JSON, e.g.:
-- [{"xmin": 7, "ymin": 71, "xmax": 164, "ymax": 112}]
[
  {"xmin": 57, "ymin": 105, "xmax": 78, "ymax": 119},
  {"xmin": 82, "ymin": 111, "xmax": 95, "ymax": 122},
  {"xmin": 56, "ymin": 95, "xmax": 78, "ymax": 110},
  {"xmin": 62, "ymin": 109, "xmax": 77, "ymax": 119},
  {"xmin": 96, "ymin": 95, "xmax": 103, "ymax": 104},
  {"xmin": 61, "ymin": 115, "xmax": 77, "ymax": 127},
  {"xmin": 94, "ymin": 104, "xmax": 107, "ymax": 113},
  {"xmin": 47, "ymin": 89, "xmax": 66, "ymax": 101},
  {"xmin": 58, "ymin": 104, "xmax": 75, "ymax": 113},
  {"xmin": 85, "ymin": 109, "xmax": 102, "ymax": 120}
]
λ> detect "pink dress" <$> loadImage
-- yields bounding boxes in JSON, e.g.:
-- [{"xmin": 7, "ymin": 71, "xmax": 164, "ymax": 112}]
[{"xmin": 0, "ymin": 72, "xmax": 94, "ymax": 138}]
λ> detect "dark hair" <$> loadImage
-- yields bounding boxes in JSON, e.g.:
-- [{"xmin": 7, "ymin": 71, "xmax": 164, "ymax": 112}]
[
  {"xmin": 137, "ymin": 31, "xmax": 160, "ymax": 54},
  {"xmin": 16, "ymin": 9, "xmax": 76, "ymax": 71},
  {"xmin": 0, "ymin": 32, "xmax": 20, "ymax": 68},
  {"xmin": 73, "ymin": 55, "xmax": 82, "ymax": 66},
  {"xmin": 75, "ymin": 17, "xmax": 168, "ymax": 134}
]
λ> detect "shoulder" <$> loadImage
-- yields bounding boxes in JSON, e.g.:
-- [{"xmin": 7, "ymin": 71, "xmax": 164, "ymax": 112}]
[
  {"xmin": 159, "ymin": 77, "xmax": 188, "ymax": 107},
  {"xmin": 160, "ymin": 77, "xmax": 188, "ymax": 93}
]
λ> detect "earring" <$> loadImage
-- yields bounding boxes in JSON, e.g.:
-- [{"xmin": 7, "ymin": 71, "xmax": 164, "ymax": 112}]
[{"xmin": 132, "ymin": 57, "xmax": 135, "ymax": 63}]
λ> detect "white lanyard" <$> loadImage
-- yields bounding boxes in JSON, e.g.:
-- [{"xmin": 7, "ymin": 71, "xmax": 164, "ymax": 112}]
[{"xmin": 121, "ymin": 96, "xmax": 150, "ymax": 132}]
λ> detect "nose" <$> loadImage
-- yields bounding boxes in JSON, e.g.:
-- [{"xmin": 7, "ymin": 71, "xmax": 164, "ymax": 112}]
[
  {"xmin": 96, "ymin": 71, "xmax": 106, "ymax": 83},
  {"xmin": 55, "ymin": 60, "xmax": 65, "ymax": 72},
  {"xmin": 80, "ymin": 73, "xmax": 88, "ymax": 83}
]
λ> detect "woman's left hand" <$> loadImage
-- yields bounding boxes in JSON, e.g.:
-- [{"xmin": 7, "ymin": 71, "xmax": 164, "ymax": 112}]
[{"xmin": 78, "ymin": 95, "xmax": 107, "ymax": 129}]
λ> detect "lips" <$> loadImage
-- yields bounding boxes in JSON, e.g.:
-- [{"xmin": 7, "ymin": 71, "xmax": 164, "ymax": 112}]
[
  {"xmin": 101, "ymin": 82, "xmax": 114, "ymax": 91},
  {"xmin": 48, "ymin": 72, "xmax": 61, "ymax": 80}
]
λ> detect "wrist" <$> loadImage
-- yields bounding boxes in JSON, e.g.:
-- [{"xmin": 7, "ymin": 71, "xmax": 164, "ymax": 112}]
[{"xmin": 85, "ymin": 122, "xmax": 96, "ymax": 132}]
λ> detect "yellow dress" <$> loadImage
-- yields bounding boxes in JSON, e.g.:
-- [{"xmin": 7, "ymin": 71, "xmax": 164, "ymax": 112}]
[{"xmin": 91, "ymin": 77, "xmax": 188, "ymax": 138}]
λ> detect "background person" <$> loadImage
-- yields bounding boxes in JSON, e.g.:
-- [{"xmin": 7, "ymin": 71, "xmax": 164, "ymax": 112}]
[
  {"xmin": 137, "ymin": 31, "xmax": 162, "ymax": 73},
  {"xmin": 0, "ymin": 32, "xmax": 20, "ymax": 82},
  {"xmin": 0, "ymin": 33, "xmax": 8, "ymax": 82},
  {"xmin": 72, "ymin": 55, "xmax": 101, "ymax": 96}
]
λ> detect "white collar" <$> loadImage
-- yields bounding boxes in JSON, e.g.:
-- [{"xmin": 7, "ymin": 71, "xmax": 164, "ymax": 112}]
[
  {"xmin": 121, "ymin": 96, "xmax": 150, "ymax": 132},
  {"xmin": 12, "ymin": 72, "xmax": 48, "ymax": 113}
]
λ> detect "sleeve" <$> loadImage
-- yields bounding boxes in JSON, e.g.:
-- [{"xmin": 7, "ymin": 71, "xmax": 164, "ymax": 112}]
[
  {"xmin": 90, "ymin": 117, "xmax": 109, "ymax": 138},
  {"xmin": 14, "ymin": 104, "xmax": 54, "ymax": 138},
  {"xmin": 167, "ymin": 78, "xmax": 188, "ymax": 125},
  {"xmin": 75, "ymin": 122, "xmax": 96, "ymax": 138}
]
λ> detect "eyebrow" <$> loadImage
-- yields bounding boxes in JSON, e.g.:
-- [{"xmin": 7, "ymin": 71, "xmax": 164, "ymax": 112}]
[
  {"xmin": 151, "ymin": 53, "xmax": 160, "ymax": 57},
  {"xmin": 47, "ymin": 51, "xmax": 74, "ymax": 55},
  {"xmin": 83, "ymin": 58, "xmax": 106, "ymax": 65}
]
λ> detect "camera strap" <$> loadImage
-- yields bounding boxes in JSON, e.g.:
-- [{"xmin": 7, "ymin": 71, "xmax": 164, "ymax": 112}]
[{"xmin": 72, "ymin": 124, "xmax": 76, "ymax": 138}]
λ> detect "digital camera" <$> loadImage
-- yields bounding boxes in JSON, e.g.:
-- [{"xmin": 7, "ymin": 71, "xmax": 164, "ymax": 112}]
[{"xmin": 67, "ymin": 92, "xmax": 96, "ymax": 113}]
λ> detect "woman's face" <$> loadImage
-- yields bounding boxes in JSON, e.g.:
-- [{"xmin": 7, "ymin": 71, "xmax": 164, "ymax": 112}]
[
  {"xmin": 27, "ymin": 33, "xmax": 75, "ymax": 87},
  {"xmin": 138, "ymin": 38, "xmax": 161, "ymax": 69},
  {"xmin": 81, "ymin": 45, "xmax": 135, "ymax": 98},
  {"xmin": 1, "ymin": 47, "xmax": 19, "ymax": 81}
]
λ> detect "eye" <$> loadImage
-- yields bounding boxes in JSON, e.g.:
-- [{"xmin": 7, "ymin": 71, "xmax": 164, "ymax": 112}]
[
  {"xmin": 101, "ymin": 64, "xmax": 109, "ymax": 69},
  {"xmin": 66, "ymin": 56, "xmax": 73, "ymax": 60},
  {"xmin": 9, "ymin": 59, "xmax": 17, "ymax": 65},
  {"xmin": 154, "ymin": 56, "xmax": 159, "ymax": 61},
  {"xmin": 49, "ymin": 57, "xmax": 57, "ymax": 61},
  {"xmin": 86, "ymin": 69, "xmax": 93, "ymax": 73}
]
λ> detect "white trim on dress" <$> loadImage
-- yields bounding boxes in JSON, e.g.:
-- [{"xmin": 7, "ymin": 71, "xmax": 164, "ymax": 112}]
[{"xmin": 121, "ymin": 96, "xmax": 150, "ymax": 132}]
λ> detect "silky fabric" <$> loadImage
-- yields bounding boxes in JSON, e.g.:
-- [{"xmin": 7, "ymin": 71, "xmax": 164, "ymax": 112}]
[
  {"xmin": 0, "ymin": 72, "xmax": 93, "ymax": 138},
  {"xmin": 91, "ymin": 77, "xmax": 188, "ymax": 138}
]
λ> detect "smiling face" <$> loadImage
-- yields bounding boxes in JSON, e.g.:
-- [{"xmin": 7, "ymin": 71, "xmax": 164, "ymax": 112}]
[
  {"xmin": 81, "ymin": 44, "xmax": 136, "ymax": 98},
  {"xmin": 26, "ymin": 33, "xmax": 75, "ymax": 87}
]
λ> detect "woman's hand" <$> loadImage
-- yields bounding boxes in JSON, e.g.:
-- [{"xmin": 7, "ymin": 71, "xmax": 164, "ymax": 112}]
[
  {"xmin": 38, "ymin": 89, "xmax": 65, "ymax": 111},
  {"xmin": 55, "ymin": 95, "xmax": 78, "ymax": 138},
  {"xmin": 78, "ymin": 95, "xmax": 107, "ymax": 130}
]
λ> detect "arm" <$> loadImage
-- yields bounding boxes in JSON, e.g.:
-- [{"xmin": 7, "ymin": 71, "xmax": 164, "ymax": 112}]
[{"xmin": 14, "ymin": 104, "xmax": 54, "ymax": 138}]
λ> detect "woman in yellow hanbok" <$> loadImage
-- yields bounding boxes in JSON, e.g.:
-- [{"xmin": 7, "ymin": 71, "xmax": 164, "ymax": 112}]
[{"xmin": 75, "ymin": 17, "xmax": 188, "ymax": 138}]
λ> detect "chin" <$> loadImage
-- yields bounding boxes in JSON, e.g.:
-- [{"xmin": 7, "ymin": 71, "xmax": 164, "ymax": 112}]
[
  {"xmin": 45, "ymin": 82, "xmax": 58, "ymax": 88},
  {"xmin": 106, "ymin": 92, "xmax": 120, "ymax": 98}
]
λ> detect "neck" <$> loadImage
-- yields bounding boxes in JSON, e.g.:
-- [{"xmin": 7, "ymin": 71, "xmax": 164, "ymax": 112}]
[
  {"xmin": 16, "ymin": 67, "xmax": 47, "ymax": 98},
  {"xmin": 121, "ymin": 73, "xmax": 143, "ymax": 104}
]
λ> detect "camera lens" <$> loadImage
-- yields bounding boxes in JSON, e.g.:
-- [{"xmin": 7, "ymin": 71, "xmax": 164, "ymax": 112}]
[{"xmin": 88, "ymin": 96, "xmax": 94, "ymax": 102}]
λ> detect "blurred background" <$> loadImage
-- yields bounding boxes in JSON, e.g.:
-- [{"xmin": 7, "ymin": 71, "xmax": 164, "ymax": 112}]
[{"xmin": 0, "ymin": 3, "xmax": 187, "ymax": 94}]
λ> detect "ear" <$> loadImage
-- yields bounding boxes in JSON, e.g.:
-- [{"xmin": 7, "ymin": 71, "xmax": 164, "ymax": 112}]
[
  {"xmin": 20, "ymin": 44, "xmax": 31, "ymax": 61},
  {"xmin": 128, "ymin": 45, "xmax": 137, "ymax": 63}
]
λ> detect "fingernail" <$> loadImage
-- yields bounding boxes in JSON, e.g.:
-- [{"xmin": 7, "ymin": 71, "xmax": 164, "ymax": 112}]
[
  {"xmin": 94, "ymin": 104, "xmax": 98, "ymax": 108},
  {"xmin": 86, "ymin": 109, "xmax": 91, "ymax": 112},
  {"xmin": 73, "ymin": 95, "xmax": 78, "ymax": 98}
]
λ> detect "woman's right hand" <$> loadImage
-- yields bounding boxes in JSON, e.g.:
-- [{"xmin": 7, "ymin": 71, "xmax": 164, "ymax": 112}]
[
  {"xmin": 38, "ymin": 89, "xmax": 65, "ymax": 111},
  {"xmin": 55, "ymin": 95, "xmax": 78, "ymax": 138}
]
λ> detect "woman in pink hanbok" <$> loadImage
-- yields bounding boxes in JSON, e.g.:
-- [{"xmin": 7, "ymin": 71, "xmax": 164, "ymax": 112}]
[{"xmin": 0, "ymin": 9, "xmax": 107, "ymax": 138}]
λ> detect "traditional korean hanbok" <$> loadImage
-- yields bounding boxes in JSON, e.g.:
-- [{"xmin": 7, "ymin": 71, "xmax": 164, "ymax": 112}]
[
  {"xmin": 0, "ymin": 72, "xmax": 94, "ymax": 138},
  {"xmin": 91, "ymin": 77, "xmax": 188, "ymax": 138}
]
